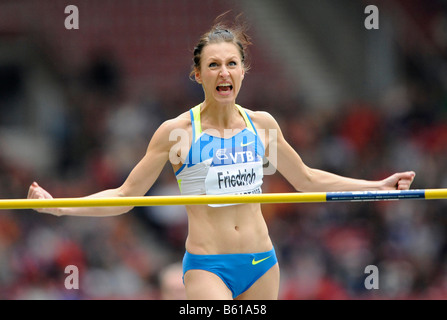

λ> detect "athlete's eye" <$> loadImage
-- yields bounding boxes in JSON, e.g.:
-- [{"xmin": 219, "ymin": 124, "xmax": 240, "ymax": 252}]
[
  {"xmin": 209, "ymin": 62, "xmax": 218, "ymax": 68},
  {"xmin": 228, "ymin": 61, "xmax": 237, "ymax": 67}
]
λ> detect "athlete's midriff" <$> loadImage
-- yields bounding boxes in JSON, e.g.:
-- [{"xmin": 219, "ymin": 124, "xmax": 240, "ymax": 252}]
[{"xmin": 184, "ymin": 202, "xmax": 272, "ymax": 255}]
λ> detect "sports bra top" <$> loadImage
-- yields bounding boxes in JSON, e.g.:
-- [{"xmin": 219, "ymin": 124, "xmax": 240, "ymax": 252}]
[{"xmin": 175, "ymin": 104, "xmax": 265, "ymax": 206}]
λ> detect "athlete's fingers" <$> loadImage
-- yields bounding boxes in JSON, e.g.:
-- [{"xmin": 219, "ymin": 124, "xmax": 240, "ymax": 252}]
[
  {"xmin": 28, "ymin": 188, "xmax": 39, "ymax": 200},
  {"xmin": 26, "ymin": 182, "xmax": 61, "ymax": 215},
  {"xmin": 28, "ymin": 186, "xmax": 42, "ymax": 200},
  {"xmin": 382, "ymin": 171, "xmax": 415, "ymax": 190},
  {"xmin": 39, "ymin": 188, "xmax": 53, "ymax": 200},
  {"xmin": 398, "ymin": 178, "xmax": 414, "ymax": 190},
  {"xmin": 27, "ymin": 182, "xmax": 38, "ymax": 199},
  {"xmin": 397, "ymin": 179, "xmax": 411, "ymax": 190},
  {"xmin": 27, "ymin": 183, "xmax": 52, "ymax": 200},
  {"xmin": 27, "ymin": 183, "xmax": 59, "ymax": 215},
  {"xmin": 396, "ymin": 171, "xmax": 416, "ymax": 190},
  {"xmin": 28, "ymin": 182, "xmax": 45, "ymax": 199},
  {"xmin": 395, "ymin": 171, "xmax": 416, "ymax": 181}
]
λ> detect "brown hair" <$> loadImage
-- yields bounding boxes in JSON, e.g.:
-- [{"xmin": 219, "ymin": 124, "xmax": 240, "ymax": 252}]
[{"xmin": 190, "ymin": 12, "xmax": 252, "ymax": 81}]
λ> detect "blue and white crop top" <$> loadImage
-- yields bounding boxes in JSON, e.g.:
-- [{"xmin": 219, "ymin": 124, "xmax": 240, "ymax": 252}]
[{"xmin": 175, "ymin": 104, "xmax": 265, "ymax": 206}]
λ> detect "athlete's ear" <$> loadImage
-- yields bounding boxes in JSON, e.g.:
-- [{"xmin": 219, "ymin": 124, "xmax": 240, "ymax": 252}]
[
  {"xmin": 195, "ymin": 69, "xmax": 202, "ymax": 84},
  {"xmin": 241, "ymin": 68, "xmax": 245, "ymax": 80}
]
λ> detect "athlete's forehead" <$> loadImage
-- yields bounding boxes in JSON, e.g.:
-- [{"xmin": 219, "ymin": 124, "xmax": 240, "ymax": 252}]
[{"xmin": 201, "ymin": 42, "xmax": 242, "ymax": 62}]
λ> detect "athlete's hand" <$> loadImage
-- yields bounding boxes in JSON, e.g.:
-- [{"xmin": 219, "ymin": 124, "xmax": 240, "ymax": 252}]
[
  {"xmin": 27, "ymin": 182, "xmax": 62, "ymax": 216},
  {"xmin": 381, "ymin": 171, "xmax": 416, "ymax": 190}
]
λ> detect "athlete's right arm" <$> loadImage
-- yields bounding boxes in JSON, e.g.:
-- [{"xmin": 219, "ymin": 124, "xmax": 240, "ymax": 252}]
[{"xmin": 27, "ymin": 118, "xmax": 180, "ymax": 217}]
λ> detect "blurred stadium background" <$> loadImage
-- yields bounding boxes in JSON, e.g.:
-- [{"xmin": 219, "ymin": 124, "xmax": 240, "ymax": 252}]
[{"xmin": 0, "ymin": 0, "xmax": 446, "ymax": 299}]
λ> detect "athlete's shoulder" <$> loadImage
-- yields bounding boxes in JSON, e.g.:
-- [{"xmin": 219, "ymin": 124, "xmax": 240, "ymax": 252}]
[
  {"xmin": 159, "ymin": 110, "xmax": 191, "ymax": 131},
  {"xmin": 240, "ymin": 107, "xmax": 279, "ymax": 130}
]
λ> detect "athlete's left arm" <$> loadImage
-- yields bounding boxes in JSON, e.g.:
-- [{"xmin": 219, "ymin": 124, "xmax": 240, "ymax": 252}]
[{"xmin": 254, "ymin": 111, "xmax": 415, "ymax": 192}]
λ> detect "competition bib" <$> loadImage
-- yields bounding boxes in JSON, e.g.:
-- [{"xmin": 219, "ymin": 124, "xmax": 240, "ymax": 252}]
[{"xmin": 205, "ymin": 146, "xmax": 263, "ymax": 207}]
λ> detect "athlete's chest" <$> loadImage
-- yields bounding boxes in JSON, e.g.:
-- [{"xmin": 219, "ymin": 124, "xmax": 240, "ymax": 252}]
[{"xmin": 188, "ymin": 129, "xmax": 264, "ymax": 166}]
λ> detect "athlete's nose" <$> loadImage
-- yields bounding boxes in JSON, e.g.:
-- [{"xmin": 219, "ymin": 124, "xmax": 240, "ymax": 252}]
[{"xmin": 220, "ymin": 66, "xmax": 229, "ymax": 78}]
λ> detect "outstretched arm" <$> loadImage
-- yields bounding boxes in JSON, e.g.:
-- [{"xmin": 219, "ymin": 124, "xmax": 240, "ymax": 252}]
[
  {"xmin": 258, "ymin": 111, "xmax": 415, "ymax": 192},
  {"xmin": 27, "ymin": 119, "xmax": 179, "ymax": 217}
]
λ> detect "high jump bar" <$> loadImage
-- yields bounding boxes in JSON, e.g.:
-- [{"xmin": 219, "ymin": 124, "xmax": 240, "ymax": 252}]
[{"xmin": 0, "ymin": 189, "xmax": 447, "ymax": 210}]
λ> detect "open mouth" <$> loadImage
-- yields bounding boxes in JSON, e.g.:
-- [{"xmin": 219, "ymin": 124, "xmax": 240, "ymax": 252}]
[{"xmin": 216, "ymin": 83, "xmax": 233, "ymax": 93}]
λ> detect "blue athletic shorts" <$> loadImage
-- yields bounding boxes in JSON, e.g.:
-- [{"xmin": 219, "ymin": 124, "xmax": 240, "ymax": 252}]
[{"xmin": 182, "ymin": 247, "xmax": 278, "ymax": 298}]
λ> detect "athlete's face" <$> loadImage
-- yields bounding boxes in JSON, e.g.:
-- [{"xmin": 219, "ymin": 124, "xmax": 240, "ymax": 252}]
[{"xmin": 195, "ymin": 42, "xmax": 245, "ymax": 104}]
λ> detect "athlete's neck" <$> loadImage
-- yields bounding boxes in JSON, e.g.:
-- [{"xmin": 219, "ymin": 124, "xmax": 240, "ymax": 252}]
[{"xmin": 200, "ymin": 101, "xmax": 242, "ymax": 130}]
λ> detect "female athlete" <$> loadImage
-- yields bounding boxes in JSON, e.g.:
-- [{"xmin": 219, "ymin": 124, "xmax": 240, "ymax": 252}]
[{"xmin": 27, "ymin": 16, "xmax": 415, "ymax": 300}]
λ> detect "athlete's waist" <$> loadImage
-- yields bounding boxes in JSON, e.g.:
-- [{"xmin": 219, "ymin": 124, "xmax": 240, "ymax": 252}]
[{"xmin": 185, "ymin": 218, "xmax": 272, "ymax": 255}]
